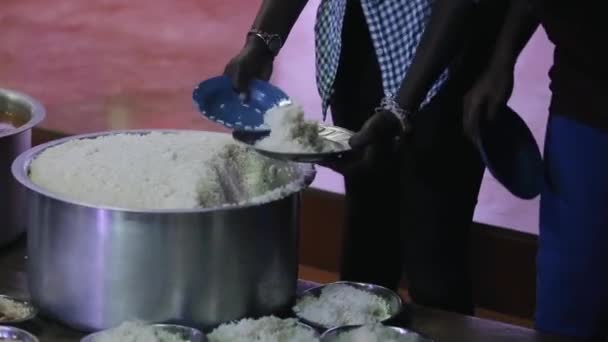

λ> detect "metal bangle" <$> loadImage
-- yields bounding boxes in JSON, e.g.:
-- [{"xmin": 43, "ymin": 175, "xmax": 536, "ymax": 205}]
[
  {"xmin": 375, "ymin": 96, "xmax": 412, "ymax": 133},
  {"xmin": 247, "ymin": 29, "xmax": 283, "ymax": 56}
]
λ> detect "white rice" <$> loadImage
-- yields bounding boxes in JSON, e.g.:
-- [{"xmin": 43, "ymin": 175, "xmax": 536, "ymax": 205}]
[
  {"xmin": 207, "ymin": 316, "xmax": 318, "ymax": 342},
  {"xmin": 256, "ymin": 103, "xmax": 336, "ymax": 153},
  {"xmin": 332, "ymin": 324, "xmax": 416, "ymax": 342},
  {"xmin": 293, "ymin": 284, "xmax": 391, "ymax": 328},
  {"xmin": 0, "ymin": 297, "xmax": 31, "ymax": 321},
  {"xmin": 90, "ymin": 321, "xmax": 186, "ymax": 342},
  {"xmin": 29, "ymin": 131, "xmax": 307, "ymax": 210}
]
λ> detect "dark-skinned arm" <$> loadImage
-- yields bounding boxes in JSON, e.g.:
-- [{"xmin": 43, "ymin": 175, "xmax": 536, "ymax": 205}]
[
  {"xmin": 351, "ymin": 0, "xmax": 540, "ymax": 149},
  {"xmin": 250, "ymin": 0, "xmax": 309, "ymax": 42},
  {"xmin": 396, "ymin": 0, "xmax": 475, "ymax": 111},
  {"xmin": 463, "ymin": 0, "xmax": 540, "ymax": 140},
  {"xmin": 350, "ymin": 0, "xmax": 475, "ymax": 149},
  {"xmin": 484, "ymin": 0, "xmax": 539, "ymax": 74},
  {"xmin": 224, "ymin": 0, "xmax": 308, "ymax": 92},
  {"xmin": 246, "ymin": 0, "xmax": 310, "ymax": 57},
  {"xmin": 396, "ymin": 0, "xmax": 539, "ymax": 111}
]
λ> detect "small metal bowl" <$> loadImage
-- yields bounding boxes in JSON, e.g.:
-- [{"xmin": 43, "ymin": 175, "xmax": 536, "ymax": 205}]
[
  {"xmin": 294, "ymin": 281, "xmax": 403, "ymax": 331},
  {"xmin": 320, "ymin": 324, "xmax": 433, "ymax": 342},
  {"xmin": 208, "ymin": 318, "xmax": 319, "ymax": 339},
  {"xmin": 0, "ymin": 325, "xmax": 39, "ymax": 342},
  {"xmin": 0, "ymin": 295, "xmax": 38, "ymax": 324},
  {"xmin": 80, "ymin": 323, "xmax": 205, "ymax": 342}
]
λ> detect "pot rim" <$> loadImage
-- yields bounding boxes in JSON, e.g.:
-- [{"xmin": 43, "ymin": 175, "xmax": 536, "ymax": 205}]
[
  {"xmin": 11, "ymin": 129, "xmax": 316, "ymax": 214},
  {"xmin": 0, "ymin": 88, "xmax": 46, "ymax": 139}
]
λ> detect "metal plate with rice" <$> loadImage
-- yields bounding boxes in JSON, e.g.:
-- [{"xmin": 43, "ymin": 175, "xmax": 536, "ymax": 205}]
[
  {"xmin": 321, "ymin": 324, "xmax": 433, "ymax": 342},
  {"xmin": 206, "ymin": 317, "xmax": 318, "ymax": 341},
  {"xmin": 293, "ymin": 281, "xmax": 403, "ymax": 331},
  {"xmin": 80, "ymin": 323, "xmax": 205, "ymax": 342},
  {"xmin": 232, "ymin": 125, "xmax": 353, "ymax": 163}
]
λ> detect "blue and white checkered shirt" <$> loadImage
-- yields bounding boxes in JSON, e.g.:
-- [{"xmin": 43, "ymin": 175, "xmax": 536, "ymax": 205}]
[{"xmin": 315, "ymin": 0, "xmax": 448, "ymax": 118}]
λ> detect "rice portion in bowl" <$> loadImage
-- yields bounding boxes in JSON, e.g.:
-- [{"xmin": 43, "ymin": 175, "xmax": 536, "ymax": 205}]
[
  {"xmin": 90, "ymin": 321, "xmax": 186, "ymax": 342},
  {"xmin": 207, "ymin": 316, "xmax": 318, "ymax": 342},
  {"xmin": 28, "ymin": 131, "xmax": 308, "ymax": 210},
  {"xmin": 331, "ymin": 324, "xmax": 418, "ymax": 342},
  {"xmin": 293, "ymin": 284, "xmax": 391, "ymax": 327}
]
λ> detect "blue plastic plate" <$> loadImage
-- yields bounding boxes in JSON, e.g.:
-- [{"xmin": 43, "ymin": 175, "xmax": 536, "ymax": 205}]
[
  {"xmin": 477, "ymin": 106, "xmax": 543, "ymax": 199},
  {"xmin": 193, "ymin": 76, "xmax": 290, "ymax": 131}
]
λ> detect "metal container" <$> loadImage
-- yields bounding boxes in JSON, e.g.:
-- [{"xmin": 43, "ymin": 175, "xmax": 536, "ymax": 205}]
[
  {"xmin": 0, "ymin": 325, "xmax": 39, "ymax": 342},
  {"xmin": 0, "ymin": 89, "xmax": 45, "ymax": 247},
  {"xmin": 294, "ymin": 281, "xmax": 403, "ymax": 330},
  {"xmin": 11, "ymin": 130, "xmax": 315, "ymax": 332},
  {"xmin": 80, "ymin": 323, "xmax": 205, "ymax": 342},
  {"xmin": 321, "ymin": 325, "xmax": 433, "ymax": 342}
]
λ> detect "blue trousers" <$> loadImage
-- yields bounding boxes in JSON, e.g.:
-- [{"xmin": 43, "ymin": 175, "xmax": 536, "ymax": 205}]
[{"xmin": 537, "ymin": 115, "xmax": 608, "ymax": 340}]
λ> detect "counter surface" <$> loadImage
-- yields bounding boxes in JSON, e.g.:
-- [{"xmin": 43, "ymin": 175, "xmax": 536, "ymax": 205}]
[{"xmin": 0, "ymin": 239, "xmax": 572, "ymax": 342}]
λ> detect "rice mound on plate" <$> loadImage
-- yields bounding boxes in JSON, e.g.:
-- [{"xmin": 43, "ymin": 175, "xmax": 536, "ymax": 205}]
[
  {"xmin": 0, "ymin": 297, "xmax": 31, "ymax": 321},
  {"xmin": 90, "ymin": 321, "xmax": 186, "ymax": 342},
  {"xmin": 332, "ymin": 324, "xmax": 416, "ymax": 342},
  {"xmin": 256, "ymin": 103, "xmax": 337, "ymax": 153},
  {"xmin": 29, "ymin": 131, "xmax": 308, "ymax": 210},
  {"xmin": 207, "ymin": 316, "xmax": 318, "ymax": 342},
  {"xmin": 293, "ymin": 283, "xmax": 391, "ymax": 327}
]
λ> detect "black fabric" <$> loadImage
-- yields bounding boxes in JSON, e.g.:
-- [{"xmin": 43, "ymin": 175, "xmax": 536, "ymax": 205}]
[
  {"xmin": 330, "ymin": 0, "xmax": 402, "ymax": 291},
  {"xmin": 537, "ymin": 0, "xmax": 607, "ymax": 130},
  {"xmin": 329, "ymin": 0, "xmax": 486, "ymax": 315}
]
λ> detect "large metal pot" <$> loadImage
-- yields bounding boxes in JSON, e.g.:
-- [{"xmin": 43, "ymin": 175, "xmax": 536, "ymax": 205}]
[
  {"xmin": 0, "ymin": 88, "xmax": 45, "ymax": 247},
  {"xmin": 11, "ymin": 130, "xmax": 315, "ymax": 332}
]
